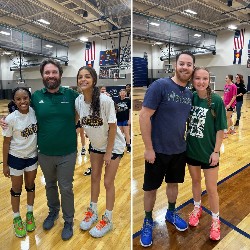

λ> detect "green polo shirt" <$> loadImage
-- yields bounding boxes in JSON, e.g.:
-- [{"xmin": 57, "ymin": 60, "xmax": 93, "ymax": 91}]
[{"xmin": 31, "ymin": 86, "xmax": 79, "ymax": 156}]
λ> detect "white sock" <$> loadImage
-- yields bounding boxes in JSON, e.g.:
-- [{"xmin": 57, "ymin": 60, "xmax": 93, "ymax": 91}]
[
  {"xmin": 13, "ymin": 212, "xmax": 20, "ymax": 218},
  {"xmin": 194, "ymin": 200, "xmax": 201, "ymax": 208},
  {"xmin": 104, "ymin": 209, "xmax": 112, "ymax": 221},
  {"xmin": 212, "ymin": 212, "xmax": 219, "ymax": 220},
  {"xmin": 27, "ymin": 205, "xmax": 33, "ymax": 212},
  {"xmin": 230, "ymin": 125, "xmax": 234, "ymax": 130},
  {"xmin": 90, "ymin": 202, "xmax": 97, "ymax": 213}
]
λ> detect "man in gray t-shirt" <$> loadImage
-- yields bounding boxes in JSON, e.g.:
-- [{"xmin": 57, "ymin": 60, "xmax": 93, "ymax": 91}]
[{"xmin": 139, "ymin": 51, "xmax": 195, "ymax": 247}]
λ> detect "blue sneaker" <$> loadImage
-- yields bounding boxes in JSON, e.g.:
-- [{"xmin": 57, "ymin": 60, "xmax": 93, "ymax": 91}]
[
  {"xmin": 165, "ymin": 209, "xmax": 188, "ymax": 231},
  {"xmin": 140, "ymin": 218, "xmax": 153, "ymax": 247}
]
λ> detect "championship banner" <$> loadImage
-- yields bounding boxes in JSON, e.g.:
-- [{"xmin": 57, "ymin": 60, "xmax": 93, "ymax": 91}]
[{"xmin": 233, "ymin": 29, "xmax": 245, "ymax": 64}]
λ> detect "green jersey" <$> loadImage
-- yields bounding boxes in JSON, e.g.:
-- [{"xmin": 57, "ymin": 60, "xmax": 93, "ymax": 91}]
[
  {"xmin": 31, "ymin": 86, "xmax": 79, "ymax": 156},
  {"xmin": 186, "ymin": 92, "xmax": 227, "ymax": 164}
]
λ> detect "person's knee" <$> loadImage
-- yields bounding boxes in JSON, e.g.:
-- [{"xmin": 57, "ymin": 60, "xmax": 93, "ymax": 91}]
[
  {"xmin": 206, "ymin": 185, "xmax": 218, "ymax": 196},
  {"xmin": 104, "ymin": 178, "xmax": 114, "ymax": 190},
  {"xmin": 25, "ymin": 184, "xmax": 35, "ymax": 192},
  {"xmin": 10, "ymin": 188, "xmax": 22, "ymax": 197},
  {"xmin": 192, "ymin": 177, "xmax": 202, "ymax": 185}
]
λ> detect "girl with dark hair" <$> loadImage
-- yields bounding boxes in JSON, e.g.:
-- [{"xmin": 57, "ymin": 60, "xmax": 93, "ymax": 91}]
[
  {"xmin": 2, "ymin": 87, "xmax": 38, "ymax": 238},
  {"xmin": 186, "ymin": 67, "xmax": 227, "ymax": 241},
  {"xmin": 75, "ymin": 66, "xmax": 125, "ymax": 238},
  {"xmin": 234, "ymin": 74, "xmax": 247, "ymax": 126}
]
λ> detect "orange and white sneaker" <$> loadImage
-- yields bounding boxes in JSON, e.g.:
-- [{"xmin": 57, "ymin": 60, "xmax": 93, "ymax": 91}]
[
  {"xmin": 89, "ymin": 215, "xmax": 113, "ymax": 238},
  {"xmin": 210, "ymin": 218, "xmax": 221, "ymax": 241},
  {"xmin": 80, "ymin": 207, "xmax": 98, "ymax": 230},
  {"xmin": 189, "ymin": 206, "xmax": 202, "ymax": 227}
]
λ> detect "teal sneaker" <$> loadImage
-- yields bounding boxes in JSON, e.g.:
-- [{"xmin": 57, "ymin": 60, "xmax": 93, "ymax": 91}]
[{"xmin": 26, "ymin": 211, "xmax": 36, "ymax": 232}]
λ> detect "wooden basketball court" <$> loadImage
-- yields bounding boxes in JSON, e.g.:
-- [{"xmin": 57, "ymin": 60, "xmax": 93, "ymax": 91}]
[
  {"xmin": 0, "ymin": 99, "xmax": 131, "ymax": 250},
  {"xmin": 133, "ymin": 87, "xmax": 250, "ymax": 249}
]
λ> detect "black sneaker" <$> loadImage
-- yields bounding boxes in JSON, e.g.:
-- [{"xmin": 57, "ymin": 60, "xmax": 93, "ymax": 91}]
[
  {"xmin": 127, "ymin": 145, "xmax": 131, "ymax": 153},
  {"xmin": 84, "ymin": 167, "xmax": 92, "ymax": 176},
  {"xmin": 61, "ymin": 221, "xmax": 73, "ymax": 240},
  {"xmin": 234, "ymin": 120, "xmax": 239, "ymax": 126},
  {"xmin": 43, "ymin": 210, "xmax": 59, "ymax": 230},
  {"xmin": 81, "ymin": 147, "xmax": 86, "ymax": 155}
]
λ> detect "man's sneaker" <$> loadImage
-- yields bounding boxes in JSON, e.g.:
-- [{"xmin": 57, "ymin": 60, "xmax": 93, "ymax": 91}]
[
  {"xmin": 140, "ymin": 218, "xmax": 153, "ymax": 247},
  {"xmin": 80, "ymin": 207, "xmax": 98, "ymax": 230},
  {"xmin": 189, "ymin": 206, "xmax": 202, "ymax": 227},
  {"xmin": 61, "ymin": 221, "xmax": 73, "ymax": 240},
  {"xmin": 43, "ymin": 210, "xmax": 59, "ymax": 230},
  {"xmin": 83, "ymin": 167, "xmax": 92, "ymax": 176},
  {"xmin": 210, "ymin": 218, "xmax": 221, "ymax": 241},
  {"xmin": 81, "ymin": 147, "xmax": 86, "ymax": 155},
  {"xmin": 165, "ymin": 209, "xmax": 188, "ymax": 231},
  {"xmin": 13, "ymin": 216, "xmax": 26, "ymax": 238},
  {"xmin": 26, "ymin": 211, "xmax": 36, "ymax": 232},
  {"xmin": 234, "ymin": 120, "xmax": 239, "ymax": 126},
  {"xmin": 127, "ymin": 145, "xmax": 131, "ymax": 153},
  {"xmin": 89, "ymin": 215, "xmax": 113, "ymax": 238}
]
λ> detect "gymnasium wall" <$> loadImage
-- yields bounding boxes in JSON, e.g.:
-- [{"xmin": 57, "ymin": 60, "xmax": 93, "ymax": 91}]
[
  {"xmin": 133, "ymin": 28, "xmax": 250, "ymax": 90},
  {"xmin": 0, "ymin": 36, "xmax": 131, "ymax": 96}
]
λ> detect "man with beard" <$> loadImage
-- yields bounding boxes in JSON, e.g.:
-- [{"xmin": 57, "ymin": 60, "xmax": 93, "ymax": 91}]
[
  {"xmin": 139, "ymin": 51, "xmax": 195, "ymax": 247},
  {"xmin": 31, "ymin": 59, "xmax": 79, "ymax": 240}
]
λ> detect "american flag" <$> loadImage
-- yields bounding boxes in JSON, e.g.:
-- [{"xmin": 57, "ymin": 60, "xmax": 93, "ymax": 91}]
[
  {"xmin": 233, "ymin": 29, "xmax": 245, "ymax": 50},
  {"xmin": 85, "ymin": 41, "xmax": 95, "ymax": 61}
]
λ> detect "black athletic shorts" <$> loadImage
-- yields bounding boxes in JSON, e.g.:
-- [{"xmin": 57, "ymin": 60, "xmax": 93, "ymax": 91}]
[
  {"xmin": 89, "ymin": 144, "xmax": 123, "ymax": 160},
  {"xmin": 75, "ymin": 120, "xmax": 82, "ymax": 129},
  {"xmin": 186, "ymin": 156, "xmax": 219, "ymax": 169},
  {"xmin": 143, "ymin": 151, "xmax": 186, "ymax": 191},
  {"xmin": 226, "ymin": 106, "xmax": 234, "ymax": 112}
]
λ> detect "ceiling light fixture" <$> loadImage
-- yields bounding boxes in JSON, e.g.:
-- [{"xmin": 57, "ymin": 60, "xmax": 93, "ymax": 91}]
[
  {"xmin": 80, "ymin": 37, "xmax": 88, "ymax": 42},
  {"xmin": 45, "ymin": 44, "xmax": 53, "ymax": 48},
  {"xmin": 38, "ymin": 19, "xmax": 50, "ymax": 25},
  {"xmin": 0, "ymin": 31, "xmax": 10, "ymax": 35},
  {"xmin": 149, "ymin": 22, "xmax": 160, "ymax": 26},
  {"xmin": 184, "ymin": 9, "xmax": 197, "ymax": 15},
  {"xmin": 155, "ymin": 42, "xmax": 163, "ymax": 45},
  {"xmin": 194, "ymin": 34, "xmax": 201, "ymax": 37},
  {"xmin": 228, "ymin": 24, "xmax": 237, "ymax": 30}
]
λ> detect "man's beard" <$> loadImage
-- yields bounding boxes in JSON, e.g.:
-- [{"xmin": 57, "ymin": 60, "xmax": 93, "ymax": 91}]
[
  {"xmin": 176, "ymin": 70, "xmax": 192, "ymax": 84},
  {"xmin": 43, "ymin": 77, "xmax": 61, "ymax": 90}
]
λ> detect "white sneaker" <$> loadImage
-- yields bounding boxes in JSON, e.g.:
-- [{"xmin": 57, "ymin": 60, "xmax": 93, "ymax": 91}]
[
  {"xmin": 89, "ymin": 215, "xmax": 113, "ymax": 238},
  {"xmin": 80, "ymin": 208, "xmax": 98, "ymax": 230}
]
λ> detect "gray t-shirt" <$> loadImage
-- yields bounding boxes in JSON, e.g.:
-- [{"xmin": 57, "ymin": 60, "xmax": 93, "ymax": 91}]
[
  {"xmin": 143, "ymin": 77, "xmax": 192, "ymax": 155},
  {"xmin": 75, "ymin": 93, "xmax": 125, "ymax": 154}
]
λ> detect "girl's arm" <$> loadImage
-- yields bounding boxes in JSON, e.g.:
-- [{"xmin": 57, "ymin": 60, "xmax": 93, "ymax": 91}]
[
  {"xmin": 209, "ymin": 130, "xmax": 224, "ymax": 166},
  {"xmin": 104, "ymin": 123, "xmax": 117, "ymax": 166},
  {"xmin": 3, "ymin": 136, "xmax": 11, "ymax": 177},
  {"xmin": 226, "ymin": 95, "xmax": 236, "ymax": 109}
]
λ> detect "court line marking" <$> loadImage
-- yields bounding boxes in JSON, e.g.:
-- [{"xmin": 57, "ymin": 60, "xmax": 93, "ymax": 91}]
[{"xmin": 133, "ymin": 162, "xmax": 250, "ymax": 239}]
